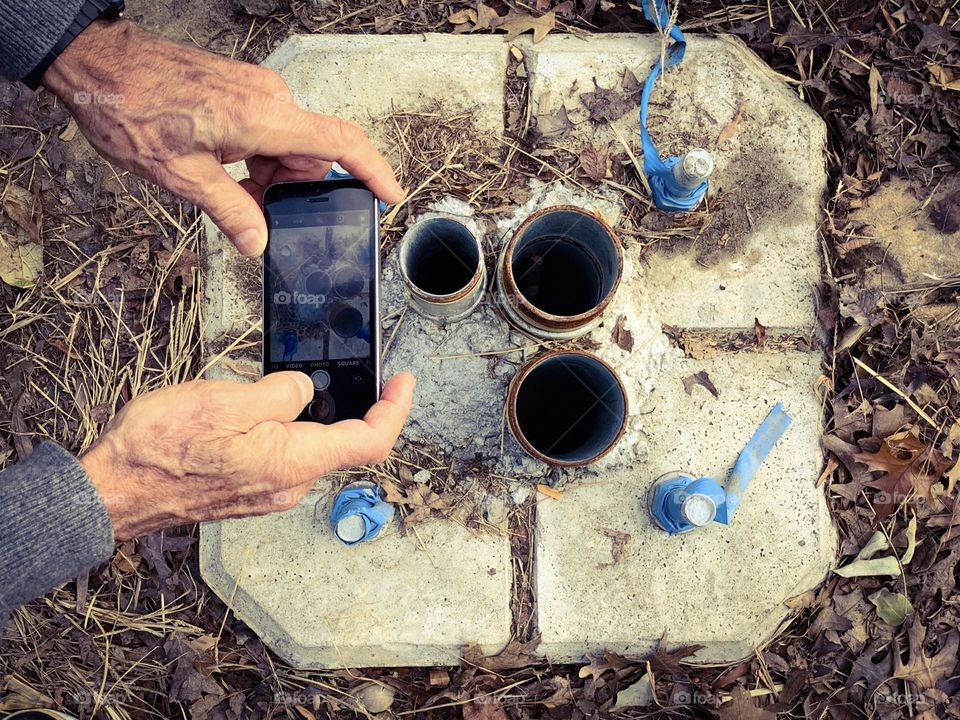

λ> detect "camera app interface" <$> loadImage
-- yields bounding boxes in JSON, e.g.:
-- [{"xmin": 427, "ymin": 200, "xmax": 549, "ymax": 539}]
[{"xmin": 266, "ymin": 208, "xmax": 376, "ymax": 423}]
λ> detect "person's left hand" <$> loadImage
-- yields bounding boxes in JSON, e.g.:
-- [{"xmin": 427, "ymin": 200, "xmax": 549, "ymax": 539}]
[
  {"xmin": 80, "ymin": 371, "xmax": 416, "ymax": 540},
  {"xmin": 41, "ymin": 18, "xmax": 404, "ymax": 257}
]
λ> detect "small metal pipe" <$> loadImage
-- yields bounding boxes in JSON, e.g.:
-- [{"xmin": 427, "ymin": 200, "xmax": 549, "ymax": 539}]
[
  {"xmin": 496, "ymin": 206, "xmax": 623, "ymax": 340},
  {"xmin": 506, "ymin": 350, "xmax": 628, "ymax": 467},
  {"xmin": 671, "ymin": 148, "xmax": 714, "ymax": 189},
  {"xmin": 399, "ymin": 217, "xmax": 486, "ymax": 321}
]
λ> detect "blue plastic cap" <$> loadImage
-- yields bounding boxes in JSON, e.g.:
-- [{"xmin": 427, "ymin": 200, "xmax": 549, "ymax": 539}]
[
  {"xmin": 649, "ymin": 473, "xmax": 727, "ymax": 535},
  {"xmin": 329, "ymin": 484, "xmax": 395, "ymax": 546}
]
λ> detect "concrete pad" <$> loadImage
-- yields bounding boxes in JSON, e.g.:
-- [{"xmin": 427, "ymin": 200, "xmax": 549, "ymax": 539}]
[
  {"xmin": 199, "ymin": 32, "xmax": 835, "ymax": 668},
  {"xmin": 534, "ymin": 351, "xmax": 836, "ymax": 663},
  {"xmin": 849, "ymin": 177, "xmax": 960, "ymax": 291},
  {"xmin": 522, "ymin": 34, "xmax": 827, "ymax": 331},
  {"xmin": 200, "ymin": 481, "xmax": 512, "ymax": 668},
  {"xmin": 262, "ymin": 34, "xmax": 508, "ymax": 143}
]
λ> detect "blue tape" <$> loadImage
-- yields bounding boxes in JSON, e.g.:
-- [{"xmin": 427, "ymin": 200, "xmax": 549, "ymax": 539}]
[
  {"xmin": 638, "ymin": 0, "xmax": 708, "ymax": 212},
  {"xmin": 329, "ymin": 484, "xmax": 395, "ymax": 546},
  {"xmin": 720, "ymin": 402, "xmax": 793, "ymax": 522}
]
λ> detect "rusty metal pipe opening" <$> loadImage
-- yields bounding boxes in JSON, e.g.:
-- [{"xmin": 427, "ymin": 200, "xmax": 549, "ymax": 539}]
[
  {"xmin": 497, "ymin": 206, "xmax": 623, "ymax": 339},
  {"xmin": 399, "ymin": 218, "xmax": 486, "ymax": 321},
  {"xmin": 508, "ymin": 351, "xmax": 628, "ymax": 467}
]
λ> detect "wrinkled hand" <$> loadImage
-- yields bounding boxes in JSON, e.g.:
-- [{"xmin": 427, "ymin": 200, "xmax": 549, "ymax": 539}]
[
  {"xmin": 79, "ymin": 372, "xmax": 415, "ymax": 540},
  {"xmin": 42, "ymin": 19, "xmax": 404, "ymax": 256}
]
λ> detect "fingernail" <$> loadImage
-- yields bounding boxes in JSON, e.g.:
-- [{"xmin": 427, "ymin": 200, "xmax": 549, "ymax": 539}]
[
  {"xmin": 292, "ymin": 372, "xmax": 313, "ymax": 403},
  {"xmin": 235, "ymin": 228, "xmax": 266, "ymax": 256}
]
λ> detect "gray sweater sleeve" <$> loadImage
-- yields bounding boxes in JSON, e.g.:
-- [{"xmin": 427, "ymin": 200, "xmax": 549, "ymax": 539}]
[
  {"xmin": 0, "ymin": 0, "xmax": 84, "ymax": 81},
  {"xmin": 0, "ymin": 441, "xmax": 115, "ymax": 620}
]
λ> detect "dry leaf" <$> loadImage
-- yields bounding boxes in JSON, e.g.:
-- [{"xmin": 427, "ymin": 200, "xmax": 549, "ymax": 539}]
[
  {"xmin": 463, "ymin": 635, "xmax": 542, "ymax": 671},
  {"xmin": 611, "ymin": 313, "xmax": 634, "ymax": 351},
  {"xmin": 349, "ymin": 683, "xmax": 395, "ymax": 714},
  {"xmin": 868, "ymin": 588, "xmax": 913, "ymax": 626},
  {"xmin": 0, "ymin": 183, "xmax": 43, "ymax": 288},
  {"xmin": 537, "ymin": 483, "xmax": 562, "ymax": 500},
  {"xmin": 894, "ymin": 621, "xmax": 959, "ymax": 693},
  {"xmin": 293, "ymin": 706, "xmax": 317, "ymax": 720},
  {"xmin": 448, "ymin": 9, "xmax": 476, "ymax": 25},
  {"xmin": 496, "ymin": 11, "xmax": 556, "ymax": 43},
  {"xmin": 927, "ymin": 63, "xmax": 960, "ymax": 91},
  {"xmin": 834, "ymin": 530, "xmax": 901, "ymax": 577},
  {"xmin": 649, "ymin": 635, "xmax": 704, "ymax": 675},
  {"xmin": 579, "ymin": 143, "xmax": 610, "ymax": 182},
  {"xmin": 539, "ymin": 676, "xmax": 575, "ymax": 708},
  {"xmin": 374, "ymin": 15, "xmax": 395, "ymax": 32},
  {"xmin": 854, "ymin": 430, "xmax": 946, "ymax": 508},
  {"xmin": 868, "ymin": 65, "xmax": 882, "ymax": 115},
  {"xmin": 475, "ymin": 1, "xmax": 501, "ymax": 30},
  {"xmin": 716, "ymin": 100, "xmax": 748, "ymax": 145},
  {"xmin": 535, "ymin": 104, "xmax": 574, "ymax": 137},
  {"xmin": 598, "ymin": 527, "xmax": 630, "ymax": 567},
  {"xmin": 945, "ymin": 460, "xmax": 960, "ymax": 496},
  {"xmin": 463, "ymin": 700, "xmax": 510, "ymax": 720},
  {"xmin": 929, "ymin": 190, "xmax": 960, "ymax": 234},
  {"xmin": 0, "ymin": 231, "xmax": 42, "ymax": 289},
  {"xmin": 611, "ymin": 673, "xmax": 653, "ymax": 711},
  {"xmin": 718, "ymin": 685, "xmax": 775, "ymax": 720},
  {"xmin": 682, "ymin": 370, "xmax": 720, "ymax": 398},
  {"xmin": 754, "ymin": 317, "xmax": 766, "ymax": 347}
]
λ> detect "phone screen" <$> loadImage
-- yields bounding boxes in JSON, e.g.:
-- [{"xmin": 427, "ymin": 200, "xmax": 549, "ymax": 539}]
[{"xmin": 263, "ymin": 182, "xmax": 380, "ymax": 424}]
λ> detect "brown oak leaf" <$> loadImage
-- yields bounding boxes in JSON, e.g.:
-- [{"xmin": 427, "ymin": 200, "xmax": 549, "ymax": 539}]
[
  {"xmin": 579, "ymin": 143, "xmax": 609, "ymax": 182},
  {"xmin": 649, "ymin": 635, "xmax": 703, "ymax": 676},
  {"xmin": 853, "ymin": 430, "xmax": 948, "ymax": 515},
  {"xmin": 495, "ymin": 11, "xmax": 556, "ymax": 42},
  {"xmin": 475, "ymin": 1, "xmax": 501, "ymax": 30},
  {"xmin": 719, "ymin": 686, "xmax": 775, "ymax": 720},
  {"xmin": 894, "ymin": 621, "xmax": 959, "ymax": 694}
]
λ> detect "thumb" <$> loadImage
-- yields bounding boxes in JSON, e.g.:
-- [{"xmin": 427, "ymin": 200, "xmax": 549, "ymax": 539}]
[{"xmin": 192, "ymin": 158, "xmax": 268, "ymax": 256}]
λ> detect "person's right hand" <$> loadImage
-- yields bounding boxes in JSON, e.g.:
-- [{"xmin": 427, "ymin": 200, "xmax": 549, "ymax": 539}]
[
  {"xmin": 79, "ymin": 372, "xmax": 415, "ymax": 540},
  {"xmin": 41, "ymin": 18, "xmax": 405, "ymax": 257}
]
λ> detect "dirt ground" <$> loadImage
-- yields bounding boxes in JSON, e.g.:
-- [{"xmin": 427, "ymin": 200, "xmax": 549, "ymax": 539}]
[{"xmin": 1, "ymin": 1, "xmax": 959, "ymax": 719}]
